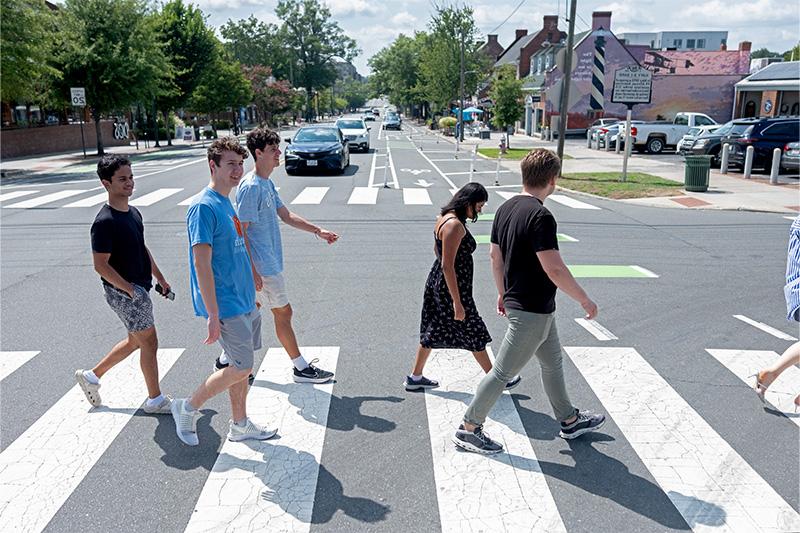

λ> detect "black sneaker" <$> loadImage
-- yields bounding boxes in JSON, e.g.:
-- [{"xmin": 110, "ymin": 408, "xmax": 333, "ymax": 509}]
[
  {"xmin": 404, "ymin": 375, "xmax": 439, "ymax": 391},
  {"xmin": 213, "ymin": 357, "xmax": 255, "ymax": 386},
  {"xmin": 452, "ymin": 424, "xmax": 503, "ymax": 454},
  {"xmin": 505, "ymin": 375, "xmax": 522, "ymax": 390},
  {"xmin": 293, "ymin": 358, "xmax": 334, "ymax": 384},
  {"xmin": 559, "ymin": 410, "xmax": 606, "ymax": 440}
]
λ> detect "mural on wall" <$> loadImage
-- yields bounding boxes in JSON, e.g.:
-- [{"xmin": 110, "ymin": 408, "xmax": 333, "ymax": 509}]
[{"xmin": 542, "ymin": 29, "xmax": 751, "ymax": 128}]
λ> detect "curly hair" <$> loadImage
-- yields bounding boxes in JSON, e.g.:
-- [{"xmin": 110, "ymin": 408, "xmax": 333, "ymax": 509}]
[
  {"xmin": 520, "ymin": 148, "xmax": 561, "ymax": 188},
  {"xmin": 246, "ymin": 127, "xmax": 281, "ymax": 161},
  {"xmin": 207, "ymin": 136, "xmax": 248, "ymax": 166},
  {"xmin": 440, "ymin": 182, "xmax": 489, "ymax": 223},
  {"xmin": 97, "ymin": 154, "xmax": 131, "ymax": 182}
]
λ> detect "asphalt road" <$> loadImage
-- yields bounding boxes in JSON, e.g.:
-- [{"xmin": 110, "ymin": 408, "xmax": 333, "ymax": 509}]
[{"xmin": 1, "ymin": 118, "xmax": 798, "ymax": 533}]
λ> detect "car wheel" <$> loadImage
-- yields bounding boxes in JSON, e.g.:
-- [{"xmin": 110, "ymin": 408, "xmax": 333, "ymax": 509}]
[{"xmin": 646, "ymin": 137, "xmax": 664, "ymax": 154}]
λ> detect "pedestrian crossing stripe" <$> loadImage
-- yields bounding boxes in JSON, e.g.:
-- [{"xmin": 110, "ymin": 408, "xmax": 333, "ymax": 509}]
[
  {"xmin": 63, "ymin": 192, "xmax": 108, "ymax": 208},
  {"xmin": 347, "ymin": 186, "xmax": 379, "ymax": 204},
  {"xmin": 473, "ymin": 233, "xmax": 578, "ymax": 244},
  {"xmin": 291, "ymin": 187, "xmax": 330, "ymax": 205},
  {"xmin": 494, "ymin": 191, "xmax": 601, "ymax": 211},
  {"xmin": 402, "ymin": 188, "xmax": 432, "ymax": 205},
  {"xmin": 0, "ymin": 351, "xmax": 40, "ymax": 381},
  {"xmin": 0, "ymin": 190, "xmax": 39, "ymax": 203},
  {"xmin": 185, "ymin": 346, "xmax": 339, "ymax": 532},
  {"xmin": 129, "ymin": 187, "xmax": 183, "ymax": 207},
  {"xmin": 5, "ymin": 189, "xmax": 90, "ymax": 209},
  {"xmin": 0, "ymin": 348, "xmax": 184, "ymax": 532},
  {"xmin": 567, "ymin": 265, "xmax": 658, "ymax": 278},
  {"xmin": 565, "ymin": 346, "xmax": 800, "ymax": 532}
]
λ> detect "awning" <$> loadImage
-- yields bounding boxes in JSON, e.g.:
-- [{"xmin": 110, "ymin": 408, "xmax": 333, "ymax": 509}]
[{"xmin": 735, "ymin": 79, "xmax": 800, "ymax": 92}]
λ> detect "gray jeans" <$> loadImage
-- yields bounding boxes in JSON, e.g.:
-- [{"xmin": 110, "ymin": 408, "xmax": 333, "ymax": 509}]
[{"xmin": 464, "ymin": 308, "xmax": 577, "ymax": 426}]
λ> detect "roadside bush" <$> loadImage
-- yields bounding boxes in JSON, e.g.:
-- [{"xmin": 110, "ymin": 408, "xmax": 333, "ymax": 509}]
[{"xmin": 438, "ymin": 116, "xmax": 456, "ymax": 129}]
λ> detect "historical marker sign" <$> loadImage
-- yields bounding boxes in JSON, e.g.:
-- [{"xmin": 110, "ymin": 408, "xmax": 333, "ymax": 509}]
[{"xmin": 611, "ymin": 66, "xmax": 652, "ymax": 105}]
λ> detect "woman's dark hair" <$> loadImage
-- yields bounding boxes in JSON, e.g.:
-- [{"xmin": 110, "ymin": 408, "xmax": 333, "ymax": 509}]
[{"xmin": 440, "ymin": 182, "xmax": 489, "ymax": 223}]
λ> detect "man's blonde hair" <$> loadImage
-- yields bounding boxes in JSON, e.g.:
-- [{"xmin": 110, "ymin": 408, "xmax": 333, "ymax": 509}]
[{"xmin": 520, "ymin": 148, "xmax": 561, "ymax": 188}]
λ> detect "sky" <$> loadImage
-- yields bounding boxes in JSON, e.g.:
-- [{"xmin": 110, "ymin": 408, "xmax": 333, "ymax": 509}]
[{"xmin": 191, "ymin": 0, "xmax": 799, "ymax": 75}]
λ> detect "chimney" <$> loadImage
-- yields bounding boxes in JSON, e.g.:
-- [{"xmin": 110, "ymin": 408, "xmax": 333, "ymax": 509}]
[
  {"xmin": 488, "ymin": 34, "xmax": 498, "ymax": 45},
  {"xmin": 738, "ymin": 41, "xmax": 751, "ymax": 52},
  {"xmin": 720, "ymin": 42, "xmax": 727, "ymax": 51},
  {"xmin": 543, "ymin": 15, "xmax": 558, "ymax": 30},
  {"xmin": 515, "ymin": 29, "xmax": 528, "ymax": 42},
  {"xmin": 591, "ymin": 11, "xmax": 612, "ymax": 31}
]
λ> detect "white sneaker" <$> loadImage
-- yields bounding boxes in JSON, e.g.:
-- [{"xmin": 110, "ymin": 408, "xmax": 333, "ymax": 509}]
[
  {"xmin": 143, "ymin": 395, "xmax": 173, "ymax": 414},
  {"xmin": 171, "ymin": 398, "xmax": 199, "ymax": 446},
  {"xmin": 75, "ymin": 370, "xmax": 101, "ymax": 407},
  {"xmin": 227, "ymin": 418, "xmax": 278, "ymax": 442}
]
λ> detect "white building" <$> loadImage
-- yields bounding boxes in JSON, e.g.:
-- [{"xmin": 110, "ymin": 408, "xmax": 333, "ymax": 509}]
[{"xmin": 619, "ymin": 31, "xmax": 728, "ymax": 51}]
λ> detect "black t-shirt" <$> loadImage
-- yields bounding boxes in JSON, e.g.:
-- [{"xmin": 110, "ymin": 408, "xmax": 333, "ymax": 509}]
[
  {"xmin": 491, "ymin": 195, "xmax": 559, "ymax": 313},
  {"xmin": 90, "ymin": 204, "xmax": 152, "ymax": 290}
]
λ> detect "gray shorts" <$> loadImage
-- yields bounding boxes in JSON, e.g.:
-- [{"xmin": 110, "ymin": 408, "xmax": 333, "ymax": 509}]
[
  {"xmin": 104, "ymin": 284, "xmax": 155, "ymax": 333},
  {"xmin": 218, "ymin": 308, "xmax": 262, "ymax": 371}
]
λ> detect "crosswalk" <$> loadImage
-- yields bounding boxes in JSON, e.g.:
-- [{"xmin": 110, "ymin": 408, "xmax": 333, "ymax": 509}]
[
  {"xmin": 1, "ymin": 328, "xmax": 797, "ymax": 532},
  {"xmin": 0, "ymin": 186, "xmax": 608, "ymax": 211}
]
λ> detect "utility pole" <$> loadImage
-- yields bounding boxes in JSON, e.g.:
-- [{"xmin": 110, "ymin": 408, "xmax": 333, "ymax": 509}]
[
  {"xmin": 557, "ymin": 0, "xmax": 577, "ymax": 162},
  {"xmin": 459, "ymin": 30, "xmax": 465, "ymax": 144}
]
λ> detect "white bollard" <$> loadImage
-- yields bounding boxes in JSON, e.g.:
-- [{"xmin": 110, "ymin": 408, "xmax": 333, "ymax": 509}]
[
  {"xmin": 382, "ymin": 147, "xmax": 390, "ymax": 188},
  {"xmin": 547, "ymin": 127, "xmax": 553, "ymax": 142},
  {"xmin": 770, "ymin": 147, "xmax": 782, "ymax": 184},
  {"xmin": 587, "ymin": 130, "xmax": 592, "ymax": 148},
  {"xmin": 469, "ymin": 145, "xmax": 477, "ymax": 183},
  {"xmin": 495, "ymin": 153, "xmax": 502, "ymax": 185},
  {"xmin": 615, "ymin": 134, "xmax": 621, "ymax": 154},
  {"xmin": 720, "ymin": 143, "xmax": 730, "ymax": 174},
  {"xmin": 605, "ymin": 133, "xmax": 612, "ymax": 151},
  {"xmin": 744, "ymin": 145, "xmax": 754, "ymax": 179}
]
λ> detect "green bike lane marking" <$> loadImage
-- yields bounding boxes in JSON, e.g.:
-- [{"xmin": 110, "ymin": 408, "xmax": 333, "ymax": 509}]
[{"xmin": 473, "ymin": 234, "xmax": 577, "ymax": 244}]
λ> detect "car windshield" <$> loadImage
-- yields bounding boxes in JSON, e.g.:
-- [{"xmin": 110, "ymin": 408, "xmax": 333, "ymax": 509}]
[
  {"xmin": 386, "ymin": 116, "xmax": 399, "ymax": 121},
  {"xmin": 294, "ymin": 128, "xmax": 339, "ymax": 142},
  {"xmin": 711, "ymin": 121, "xmax": 734, "ymax": 136},
  {"xmin": 687, "ymin": 127, "xmax": 701, "ymax": 136},
  {"xmin": 337, "ymin": 120, "xmax": 364, "ymax": 129},
  {"xmin": 729, "ymin": 123, "xmax": 753, "ymax": 135}
]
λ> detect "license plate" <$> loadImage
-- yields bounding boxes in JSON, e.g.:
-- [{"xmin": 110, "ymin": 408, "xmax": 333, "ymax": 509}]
[
  {"xmin": 306, "ymin": 160, "xmax": 318, "ymax": 166},
  {"xmin": 789, "ymin": 150, "xmax": 800, "ymax": 156}
]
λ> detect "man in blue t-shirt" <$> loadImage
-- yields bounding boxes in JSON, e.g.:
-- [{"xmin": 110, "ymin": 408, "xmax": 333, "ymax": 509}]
[
  {"xmin": 170, "ymin": 136, "xmax": 277, "ymax": 447},
  {"xmin": 214, "ymin": 127, "xmax": 337, "ymax": 384}
]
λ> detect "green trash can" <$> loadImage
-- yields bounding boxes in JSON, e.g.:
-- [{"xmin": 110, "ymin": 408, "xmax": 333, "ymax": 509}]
[{"xmin": 684, "ymin": 155, "xmax": 712, "ymax": 192}]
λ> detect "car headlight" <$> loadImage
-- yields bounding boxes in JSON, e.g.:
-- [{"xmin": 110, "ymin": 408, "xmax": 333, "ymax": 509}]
[
  {"xmin": 694, "ymin": 139, "xmax": 708, "ymax": 147},
  {"xmin": 285, "ymin": 148, "xmax": 296, "ymax": 156},
  {"xmin": 332, "ymin": 147, "xmax": 342, "ymax": 154}
]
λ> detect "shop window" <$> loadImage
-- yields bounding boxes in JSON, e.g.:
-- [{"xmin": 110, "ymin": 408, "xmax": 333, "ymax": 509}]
[
  {"xmin": 697, "ymin": 39, "xmax": 705, "ymax": 49},
  {"xmin": 687, "ymin": 39, "xmax": 696, "ymax": 49},
  {"xmin": 673, "ymin": 39, "xmax": 682, "ymax": 47}
]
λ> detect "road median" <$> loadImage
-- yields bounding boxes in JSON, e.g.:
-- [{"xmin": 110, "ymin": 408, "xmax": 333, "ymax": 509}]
[{"xmin": 558, "ymin": 172, "xmax": 684, "ymax": 199}]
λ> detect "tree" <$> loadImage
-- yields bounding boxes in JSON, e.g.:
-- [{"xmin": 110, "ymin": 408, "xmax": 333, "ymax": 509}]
[
  {"xmin": 339, "ymin": 78, "xmax": 369, "ymax": 110},
  {"xmin": 220, "ymin": 15, "xmax": 295, "ymax": 82},
  {"xmin": 784, "ymin": 43, "xmax": 800, "ymax": 61},
  {"xmin": 275, "ymin": 0, "xmax": 359, "ymax": 120},
  {"xmin": 56, "ymin": 0, "xmax": 172, "ymax": 154},
  {"xmin": 242, "ymin": 65, "xmax": 293, "ymax": 126},
  {"xmin": 368, "ymin": 32, "xmax": 426, "ymax": 116},
  {"xmin": 489, "ymin": 64, "xmax": 524, "ymax": 148},
  {"xmin": 750, "ymin": 48, "xmax": 780, "ymax": 59},
  {"xmin": 1, "ymin": 0, "xmax": 60, "ymax": 105},
  {"xmin": 191, "ymin": 46, "xmax": 253, "ymax": 132},
  {"xmin": 154, "ymin": 0, "xmax": 217, "ymax": 145},
  {"xmin": 418, "ymin": 4, "xmax": 488, "ymax": 115}
]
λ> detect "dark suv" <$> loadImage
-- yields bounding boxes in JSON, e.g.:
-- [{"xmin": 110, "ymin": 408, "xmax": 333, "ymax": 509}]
[
  {"xmin": 690, "ymin": 118, "xmax": 758, "ymax": 167},
  {"xmin": 728, "ymin": 116, "xmax": 800, "ymax": 173}
]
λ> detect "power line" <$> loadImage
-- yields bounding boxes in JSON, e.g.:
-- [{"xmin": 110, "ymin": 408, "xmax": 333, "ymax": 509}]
[{"xmin": 485, "ymin": 0, "xmax": 527, "ymax": 36}]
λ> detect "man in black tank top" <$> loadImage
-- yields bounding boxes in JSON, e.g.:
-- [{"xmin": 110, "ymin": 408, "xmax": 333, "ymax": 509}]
[{"xmin": 453, "ymin": 149, "xmax": 606, "ymax": 454}]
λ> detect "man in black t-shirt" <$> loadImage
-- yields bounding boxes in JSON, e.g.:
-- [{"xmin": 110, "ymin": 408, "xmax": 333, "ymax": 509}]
[
  {"xmin": 453, "ymin": 149, "xmax": 606, "ymax": 454},
  {"xmin": 74, "ymin": 155, "xmax": 173, "ymax": 415}
]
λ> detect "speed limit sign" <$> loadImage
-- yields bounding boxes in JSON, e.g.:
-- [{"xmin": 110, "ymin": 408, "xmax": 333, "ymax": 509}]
[{"xmin": 70, "ymin": 87, "xmax": 86, "ymax": 107}]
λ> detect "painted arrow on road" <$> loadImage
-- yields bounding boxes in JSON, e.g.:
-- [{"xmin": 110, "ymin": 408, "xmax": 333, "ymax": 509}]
[
  {"xmin": 401, "ymin": 168, "xmax": 432, "ymax": 177},
  {"xmin": 414, "ymin": 178, "xmax": 433, "ymax": 187}
]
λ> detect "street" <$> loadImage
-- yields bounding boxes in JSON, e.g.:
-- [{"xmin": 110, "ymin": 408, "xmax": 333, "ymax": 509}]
[{"xmin": 1, "ymin": 120, "xmax": 798, "ymax": 533}]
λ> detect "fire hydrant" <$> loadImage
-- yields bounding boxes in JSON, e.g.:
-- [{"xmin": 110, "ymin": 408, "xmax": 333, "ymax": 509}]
[{"xmin": 499, "ymin": 137, "xmax": 507, "ymax": 155}]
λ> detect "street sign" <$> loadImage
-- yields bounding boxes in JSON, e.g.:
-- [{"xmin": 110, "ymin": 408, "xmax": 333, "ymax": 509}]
[
  {"xmin": 611, "ymin": 66, "xmax": 652, "ymax": 105},
  {"xmin": 70, "ymin": 87, "xmax": 86, "ymax": 107}
]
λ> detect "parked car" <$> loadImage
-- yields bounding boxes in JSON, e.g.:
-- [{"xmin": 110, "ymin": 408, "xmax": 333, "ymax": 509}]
[
  {"xmin": 781, "ymin": 141, "xmax": 800, "ymax": 173},
  {"xmin": 677, "ymin": 125, "xmax": 722, "ymax": 154},
  {"xmin": 283, "ymin": 126, "xmax": 350, "ymax": 175},
  {"xmin": 587, "ymin": 118, "xmax": 620, "ymax": 137},
  {"xmin": 382, "ymin": 114, "xmax": 401, "ymax": 130},
  {"xmin": 689, "ymin": 119, "xmax": 758, "ymax": 167},
  {"xmin": 597, "ymin": 121, "xmax": 644, "ymax": 148},
  {"xmin": 362, "ymin": 111, "xmax": 375, "ymax": 122},
  {"xmin": 335, "ymin": 118, "xmax": 371, "ymax": 152},
  {"xmin": 619, "ymin": 112, "xmax": 717, "ymax": 154},
  {"xmin": 728, "ymin": 116, "xmax": 800, "ymax": 173},
  {"xmin": 372, "ymin": 108, "xmax": 380, "ymax": 116}
]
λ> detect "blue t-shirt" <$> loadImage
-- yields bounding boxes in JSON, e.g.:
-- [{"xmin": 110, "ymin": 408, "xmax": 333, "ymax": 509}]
[
  {"xmin": 235, "ymin": 171, "xmax": 285, "ymax": 276},
  {"xmin": 187, "ymin": 187, "xmax": 255, "ymax": 319}
]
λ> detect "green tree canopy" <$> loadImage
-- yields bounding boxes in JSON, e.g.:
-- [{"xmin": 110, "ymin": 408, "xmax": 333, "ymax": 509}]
[
  {"xmin": 220, "ymin": 15, "xmax": 294, "ymax": 82},
  {"xmin": 1, "ymin": 0, "xmax": 60, "ymax": 103},
  {"xmin": 784, "ymin": 43, "xmax": 800, "ymax": 61},
  {"xmin": 191, "ymin": 46, "xmax": 253, "ymax": 128},
  {"xmin": 750, "ymin": 48, "xmax": 780, "ymax": 59},
  {"xmin": 368, "ymin": 32, "xmax": 426, "ymax": 115},
  {"xmin": 56, "ymin": 0, "xmax": 173, "ymax": 154},
  {"xmin": 242, "ymin": 65, "xmax": 293, "ymax": 126},
  {"xmin": 275, "ymin": 0, "xmax": 359, "ymax": 119},
  {"xmin": 489, "ymin": 64, "xmax": 524, "ymax": 146}
]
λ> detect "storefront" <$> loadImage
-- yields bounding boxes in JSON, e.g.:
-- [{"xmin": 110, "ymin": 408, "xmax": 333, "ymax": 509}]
[{"xmin": 734, "ymin": 61, "xmax": 800, "ymax": 118}]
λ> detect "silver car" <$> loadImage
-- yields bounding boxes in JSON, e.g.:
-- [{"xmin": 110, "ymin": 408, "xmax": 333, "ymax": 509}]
[
  {"xmin": 678, "ymin": 125, "xmax": 721, "ymax": 155},
  {"xmin": 781, "ymin": 141, "xmax": 800, "ymax": 173}
]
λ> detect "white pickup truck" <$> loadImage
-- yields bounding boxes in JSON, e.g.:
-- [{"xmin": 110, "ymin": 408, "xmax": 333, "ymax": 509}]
[{"xmin": 619, "ymin": 112, "xmax": 718, "ymax": 154}]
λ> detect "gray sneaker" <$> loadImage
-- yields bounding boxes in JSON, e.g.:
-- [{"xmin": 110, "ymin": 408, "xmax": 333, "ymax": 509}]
[
  {"xmin": 75, "ymin": 370, "xmax": 101, "ymax": 407},
  {"xmin": 171, "ymin": 398, "xmax": 199, "ymax": 446},
  {"xmin": 143, "ymin": 395, "xmax": 173, "ymax": 414},
  {"xmin": 559, "ymin": 410, "xmax": 606, "ymax": 440},
  {"xmin": 505, "ymin": 375, "xmax": 522, "ymax": 390},
  {"xmin": 452, "ymin": 424, "xmax": 504, "ymax": 454},
  {"xmin": 227, "ymin": 418, "xmax": 278, "ymax": 442}
]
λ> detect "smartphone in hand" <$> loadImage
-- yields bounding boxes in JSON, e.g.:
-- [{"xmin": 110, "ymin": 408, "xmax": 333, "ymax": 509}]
[{"xmin": 155, "ymin": 283, "xmax": 175, "ymax": 301}]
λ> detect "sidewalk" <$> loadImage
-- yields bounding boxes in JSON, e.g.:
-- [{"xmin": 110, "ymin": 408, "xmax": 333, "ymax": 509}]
[{"xmin": 414, "ymin": 124, "xmax": 799, "ymax": 215}]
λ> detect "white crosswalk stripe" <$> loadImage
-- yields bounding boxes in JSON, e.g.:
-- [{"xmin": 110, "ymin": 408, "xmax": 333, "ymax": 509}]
[
  {"xmin": 347, "ymin": 186, "xmax": 379, "ymax": 205},
  {"xmin": 63, "ymin": 192, "xmax": 108, "ymax": 208},
  {"xmin": 0, "ymin": 348, "xmax": 184, "ymax": 532},
  {"xmin": 0, "ymin": 190, "xmax": 39, "ymax": 203},
  {"xmin": 186, "ymin": 347, "xmax": 339, "ymax": 532},
  {"xmin": 129, "ymin": 188, "xmax": 184, "ymax": 207},
  {"xmin": 424, "ymin": 348, "xmax": 566, "ymax": 532},
  {"xmin": 402, "ymin": 188, "xmax": 432, "ymax": 205},
  {"xmin": 0, "ymin": 351, "xmax": 40, "ymax": 381},
  {"xmin": 291, "ymin": 187, "xmax": 330, "ymax": 205},
  {"xmin": 565, "ymin": 346, "xmax": 800, "ymax": 532},
  {"xmin": 549, "ymin": 194, "xmax": 601, "ymax": 210},
  {"xmin": 5, "ymin": 189, "xmax": 90, "ymax": 209}
]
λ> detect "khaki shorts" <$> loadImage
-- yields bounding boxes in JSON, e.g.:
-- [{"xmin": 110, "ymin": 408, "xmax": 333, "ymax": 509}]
[
  {"xmin": 218, "ymin": 309, "xmax": 262, "ymax": 371},
  {"xmin": 257, "ymin": 273, "xmax": 290, "ymax": 309}
]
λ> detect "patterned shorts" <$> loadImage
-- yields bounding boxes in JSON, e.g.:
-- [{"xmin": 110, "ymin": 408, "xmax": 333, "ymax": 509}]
[{"xmin": 103, "ymin": 284, "xmax": 155, "ymax": 333}]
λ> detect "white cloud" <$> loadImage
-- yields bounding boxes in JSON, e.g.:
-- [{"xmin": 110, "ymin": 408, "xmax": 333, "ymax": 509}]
[
  {"xmin": 391, "ymin": 12, "xmax": 417, "ymax": 28},
  {"xmin": 324, "ymin": 0, "xmax": 379, "ymax": 17}
]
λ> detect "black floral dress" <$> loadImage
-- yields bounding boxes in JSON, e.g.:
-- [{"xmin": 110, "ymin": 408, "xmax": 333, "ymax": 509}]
[{"xmin": 419, "ymin": 216, "xmax": 492, "ymax": 351}]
